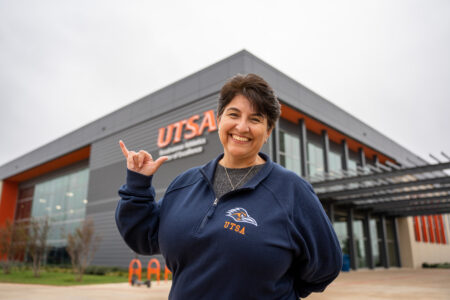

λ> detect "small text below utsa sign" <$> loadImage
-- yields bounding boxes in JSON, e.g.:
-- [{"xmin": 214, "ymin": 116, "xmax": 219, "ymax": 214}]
[{"xmin": 157, "ymin": 110, "xmax": 217, "ymax": 161}]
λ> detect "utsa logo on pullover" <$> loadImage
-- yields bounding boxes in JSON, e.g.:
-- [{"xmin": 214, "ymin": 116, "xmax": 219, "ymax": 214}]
[{"xmin": 116, "ymin": 153, "xmax": 342, "ymax": 299}]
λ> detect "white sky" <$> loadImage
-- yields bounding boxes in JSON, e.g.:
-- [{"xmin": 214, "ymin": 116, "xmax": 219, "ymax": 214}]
[{"xmin": 0, "ymin": 0, "xmax": 449, "ymax": 168}]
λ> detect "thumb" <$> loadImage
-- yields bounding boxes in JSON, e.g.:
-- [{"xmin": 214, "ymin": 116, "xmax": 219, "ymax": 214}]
[{"xmin": 154, "ymin": 156, "xmax": 169, "ymax": 170}]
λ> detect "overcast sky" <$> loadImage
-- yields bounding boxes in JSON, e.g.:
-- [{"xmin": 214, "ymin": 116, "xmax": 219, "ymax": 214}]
[{"xmin": 1, "ymin": 0, "xmax": 449, "ymax": 168}]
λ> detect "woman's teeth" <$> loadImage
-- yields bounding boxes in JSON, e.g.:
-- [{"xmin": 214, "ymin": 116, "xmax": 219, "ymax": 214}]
[{"xmin": 232, "ymin": 135, "xmax": 249, "ymax": 142}]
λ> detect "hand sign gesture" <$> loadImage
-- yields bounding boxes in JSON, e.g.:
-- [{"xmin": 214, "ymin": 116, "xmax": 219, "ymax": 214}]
[{"xmin": 119, "ymin": 140, "xmax": 168, "ymax": 176}]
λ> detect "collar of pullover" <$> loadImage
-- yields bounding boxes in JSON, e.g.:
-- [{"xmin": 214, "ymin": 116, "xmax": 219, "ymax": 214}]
[{"xmin": 200, "ymin": 152, "xmax": 275, "ymax": 191}]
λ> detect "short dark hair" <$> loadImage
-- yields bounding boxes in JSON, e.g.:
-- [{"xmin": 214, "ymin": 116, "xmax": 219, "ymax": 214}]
[{"xmin": 218, "ymin": 74, "xmax": 281, "ymax": 130}]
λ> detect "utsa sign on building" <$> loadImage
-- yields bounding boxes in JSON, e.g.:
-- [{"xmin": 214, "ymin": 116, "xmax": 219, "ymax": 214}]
[{"xmin": 157, "ymin": 110, "xmax": 217, "ymax": 148}]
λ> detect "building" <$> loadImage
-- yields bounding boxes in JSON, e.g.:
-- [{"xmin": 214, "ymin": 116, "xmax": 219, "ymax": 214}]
[{"xmin": 1, "ymin": 50, "xmax": 449, "ymax": 269}]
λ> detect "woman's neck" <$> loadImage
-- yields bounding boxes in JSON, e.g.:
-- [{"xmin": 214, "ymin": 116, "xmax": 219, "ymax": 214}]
[{"xmin": 219, "ymin": 154, "xmax": 265, "ymax": 169}]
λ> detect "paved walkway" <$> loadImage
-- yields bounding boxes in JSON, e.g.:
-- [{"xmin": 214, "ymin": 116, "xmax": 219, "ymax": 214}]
[{"xmin": 0, "ymin": 268, "xmax": 449, "ymax": 299}]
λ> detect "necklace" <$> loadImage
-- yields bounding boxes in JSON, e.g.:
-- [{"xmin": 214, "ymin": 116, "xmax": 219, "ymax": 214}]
[{"xmin": 224, "ymin": 165, "xmax": 255, "ymax": 190}]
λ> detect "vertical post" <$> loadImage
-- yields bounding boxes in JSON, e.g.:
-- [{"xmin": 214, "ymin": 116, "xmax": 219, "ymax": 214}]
[
  {"xmin": 299, "ymin": 119, "xmax": 308, "ymax": 177},
  {"xmin": 373, "ymin": 155, "xmax": 379, "ymax": 166},
  {"xmin": 364, "ymin": 212, "xmax": 374, "ymax": 269},
  {"xmin": 359, "ymin": 148, "xmax": 366, "ymax": 173},
  {"xmin": 347, "ymin": 208, "xmax": 357, "ymax": 270},
  {"xmin": 380, "ymin": 215, "xmax": 389, "ymax": 268},
  {"xmin": 328, "ymin": 202, "xmax": 335, "ymax": 223},
  {"xmin": 322, "ymin": 130, "xmax": 330, "ymax": 177},
  {"xmin": 272, "ymin": 120, "xmax": 280, "ymax": 164},
  {"xmin": 393, "ymin": 217, "xmax": 402, "ymax": 267},
  {"xmin": 342, "ymin": 140, "xmax": 349, "ymax": 172}
]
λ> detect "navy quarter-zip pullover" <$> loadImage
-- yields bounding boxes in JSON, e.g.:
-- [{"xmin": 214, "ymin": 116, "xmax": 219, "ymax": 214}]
[{"xmin": 116, "ymin": 153, "xmax": 342, "ymax": 299}]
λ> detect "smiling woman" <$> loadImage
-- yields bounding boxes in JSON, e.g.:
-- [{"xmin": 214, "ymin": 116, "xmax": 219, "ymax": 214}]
[{"xmin": 115, "ymin": 74, "xmax": 342, "ymax": 299}]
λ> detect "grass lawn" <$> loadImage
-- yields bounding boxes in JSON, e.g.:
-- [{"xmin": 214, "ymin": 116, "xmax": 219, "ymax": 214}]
[{"xmin": 0, "ymin": 269, "xmax": 128, "ymax": 286}]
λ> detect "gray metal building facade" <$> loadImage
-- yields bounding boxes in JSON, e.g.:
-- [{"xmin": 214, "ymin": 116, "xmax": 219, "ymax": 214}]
[{"xmin": 1, "ymin": 50, "xmax": 438, "ymax": 269}]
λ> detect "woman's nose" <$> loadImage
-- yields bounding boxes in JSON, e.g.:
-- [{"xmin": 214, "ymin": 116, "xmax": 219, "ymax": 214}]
[{"xmin": 235, "ymin": 118, "xmax": 250, "ymax": 132}]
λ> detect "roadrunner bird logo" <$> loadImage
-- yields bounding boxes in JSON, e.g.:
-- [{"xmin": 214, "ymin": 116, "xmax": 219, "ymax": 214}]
[{"xmin": 226, "ymin": 208, "xmax": 258, "ymax": 226}]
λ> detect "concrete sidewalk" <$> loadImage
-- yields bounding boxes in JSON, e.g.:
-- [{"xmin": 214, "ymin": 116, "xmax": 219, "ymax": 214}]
[{"xmin": 0, "ymin": 268, "xmax": 449, "ymax": 299}]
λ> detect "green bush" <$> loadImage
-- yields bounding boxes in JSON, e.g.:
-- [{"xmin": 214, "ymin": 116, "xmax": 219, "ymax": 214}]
[{"xmin": 422, "ymin": 262, "xmax": 450, "ymax": 269}]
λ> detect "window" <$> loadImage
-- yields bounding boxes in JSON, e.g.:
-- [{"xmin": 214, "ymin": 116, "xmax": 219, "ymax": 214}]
[
  {"xmin": 329, "ymin": 151, "xmax": 342, "ymax": 177},
  {"xmin": 31, "ymin": 168, "xmax": 89, "ymax": 263},
  {"xmin": 307, "ymin": 142, "xmax": 324, "ymax": 178},
  {"xmin": 279, "ymin": 131, "xmax": 301, "ymax": 176}
]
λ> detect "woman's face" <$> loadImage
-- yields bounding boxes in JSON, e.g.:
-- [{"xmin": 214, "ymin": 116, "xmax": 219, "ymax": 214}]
[{"xmin": 217, "ymin": 94, "xmax": 272, "ymax": 164}]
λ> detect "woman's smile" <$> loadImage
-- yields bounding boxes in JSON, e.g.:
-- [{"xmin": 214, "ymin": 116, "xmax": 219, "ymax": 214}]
[{"xmin": 230, "ymin": 134, "xmax": 251, "ymax": 143}]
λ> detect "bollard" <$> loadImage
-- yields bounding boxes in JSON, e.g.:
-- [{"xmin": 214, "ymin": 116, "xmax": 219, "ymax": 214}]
[
  {"xmin": 128, "ymin": 259, "xmax": 142, "ymax": 285},
  {"xmin": 147, "ymin": 258, "xmax": 161, "ymax": 284}
]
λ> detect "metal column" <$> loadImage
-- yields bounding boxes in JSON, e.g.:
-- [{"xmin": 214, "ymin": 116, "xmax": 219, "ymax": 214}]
[
  {"xmin": 393, "ymin": 217, "xmax": 402, "ymax": 267},
  {"xmin": 380, "ymin": 215, "xmax": 389, "ymax": 268},
  {"xmin": 328, "ymin": 203, "xmax": 335, "ymax": 223},
  {"xmin": 364, "ymin": 212, "xmax": 374, "ymax": 269},
  {"xmin": 373, "ymin": 154, "xmax": 379, "ymax": 166},
  {"xmin": 347, "ymin": 208, "xmax": 357, "ymax": 270},
  {"xmin": 322, "ymin": 130, "xmax": 330, "ymax": 178},
  {"xmin": 299, "ymin": 119, "xmax": 308, "ymax": 177},
  {"xmin": 272, "ymin": 120, "xmax": 280, "ymax": 164},
  {"xmin": 342, "ymin": 140, "xmax": 349, "ymax": 172},
  {"xmin": 359, "ymin": 148, "xmax": 366, "ymax": 169}
]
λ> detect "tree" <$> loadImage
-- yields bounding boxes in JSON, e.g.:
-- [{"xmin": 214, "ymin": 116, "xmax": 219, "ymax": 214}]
[
  {"xmin": 28, "ymin": 217, "xmax": 50, "ymax": 277},
  {"xmin": 0, "ymin": 220, "xmax": 28, "ymax": 274},
  {"xmin": 66, "ymin": 218, "xmax": 101, "ymax": 281}
]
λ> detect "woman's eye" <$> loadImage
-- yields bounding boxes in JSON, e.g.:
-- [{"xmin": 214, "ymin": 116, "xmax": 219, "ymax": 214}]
[
  {"xmin": 251, "ymin": 118, "xmax": 262, "ymax": 123},
  {"xmin": 228, "ymin": 113, "xmax": 238, "ymax": 117}
]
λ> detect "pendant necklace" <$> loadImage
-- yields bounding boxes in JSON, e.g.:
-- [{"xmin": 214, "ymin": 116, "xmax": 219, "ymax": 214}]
[{"xmin": 224, "ymin": 165, "xmax": 255, "ymax": 190}]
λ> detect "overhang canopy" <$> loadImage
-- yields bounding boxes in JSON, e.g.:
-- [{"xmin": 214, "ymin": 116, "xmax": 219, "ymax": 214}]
[{"xmin": 311, "ymin": 159, "xmax": 450, "ymax": 217}]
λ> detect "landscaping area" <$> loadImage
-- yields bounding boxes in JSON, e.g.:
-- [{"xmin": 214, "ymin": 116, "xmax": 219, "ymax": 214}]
[
  {"xmin": 0, "ymin": 265, "xmax": 129, "ymax": 286},
  {"xmin": 0, "ymin": 264, "xmax": 171, "ymax": 286}
]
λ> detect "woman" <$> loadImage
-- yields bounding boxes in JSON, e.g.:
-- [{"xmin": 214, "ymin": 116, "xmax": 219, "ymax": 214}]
[{"xmin": 116, "ymin": 74, "xmax": 342, "ymax": 299}]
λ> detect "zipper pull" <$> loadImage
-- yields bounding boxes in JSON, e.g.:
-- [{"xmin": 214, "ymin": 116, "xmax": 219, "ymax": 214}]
[{"xmin": 207, "ymin": 198, "xmax": 219, "ymax": 218}]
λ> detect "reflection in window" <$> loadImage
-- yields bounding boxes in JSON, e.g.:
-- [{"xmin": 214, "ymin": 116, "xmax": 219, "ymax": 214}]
[
  {"xmin": 348, "ymin": 159, "xmax": 358, "ymax": 174},
  {"xmin": 307, "ymin": 142, "xmax": 324, "ymax": 178},
  {"xmin": 333, "ymin": 215, "xmax": 349, "ymax": 255},
  {"xmin": 279, "ymin": 131, "xmax": 301, "ymax": 176},
  {"xmin": 329, "ymin": 151, "xmax": 342, "ymax": 178},
  {"xmin": 31, "ymin": 168, "xmax": 89, "ymax": 263}
]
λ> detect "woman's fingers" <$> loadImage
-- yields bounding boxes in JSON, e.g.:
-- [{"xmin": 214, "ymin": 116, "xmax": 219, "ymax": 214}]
[
  {"xmin": 120, "ymin": 140, "xmax": 167, "ymax": 175},
  {"xmin": 154, "ymin": 156, "xmax": 169, "ymax": 170},
  {"xmin": 137, "ymin": 150, "xmax": 150, "ymax": 168},
  {"xmin": 128, "ymin": 151, "xmax": 137, "ymax": 169},
  {"xmin": 119, "ymin": 140, "xmax": 129, "ymax": 158}
]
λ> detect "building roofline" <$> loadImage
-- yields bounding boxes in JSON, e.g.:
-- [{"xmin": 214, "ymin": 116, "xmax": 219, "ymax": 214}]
[{"xmin": 0, "ymin": 50, "xmax": 425, "ymax": 179}]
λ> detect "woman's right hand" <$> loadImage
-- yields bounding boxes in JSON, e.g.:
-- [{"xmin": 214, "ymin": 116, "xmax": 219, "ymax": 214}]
[{"xmin": 119, "ymin": 140, "xmax": 168, "ymax": 176}]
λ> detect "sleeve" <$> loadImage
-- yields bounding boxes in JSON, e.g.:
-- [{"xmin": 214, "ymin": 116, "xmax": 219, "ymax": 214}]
[
  {"xmin": 115, "ymin": 169, "xmax": 161, "ymax": 255},
  {"xmin": 290, "ymin": 181, "xmax": 343, "ymax": 298}
]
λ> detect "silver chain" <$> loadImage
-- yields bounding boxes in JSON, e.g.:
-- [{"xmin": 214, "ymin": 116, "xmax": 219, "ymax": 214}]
[{"xmin": 224, "ymin": 165, "xmax": 255, "ymax": 190}]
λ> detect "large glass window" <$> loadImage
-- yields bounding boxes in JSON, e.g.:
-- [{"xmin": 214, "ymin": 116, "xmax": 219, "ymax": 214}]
[
  {"xmin": 31, "ymin": 168, "xmax": 89, "ymax": 264},
  {"xmin": 333, "ymin": 214, "xmax": 349, "ymax": 256},
  {"xmin": 307, "ymin": 142, "xmax": 324, "ymax": 178},
  {"xmin": 353, "ymin": 219, "xmax": 367, "ymax": 268},
  {"xmin": 279, "ymin": 131, "xmax": 301, "ymax": 176},
  {"xmin": 329, "ymin": 151, "xmax": 342, "ymax": 177}
]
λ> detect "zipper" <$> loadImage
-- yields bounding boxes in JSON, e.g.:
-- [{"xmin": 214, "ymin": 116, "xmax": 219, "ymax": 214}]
[{"xmin": 198, "ymin": 198, "xmax": 219, "ymax": 231}]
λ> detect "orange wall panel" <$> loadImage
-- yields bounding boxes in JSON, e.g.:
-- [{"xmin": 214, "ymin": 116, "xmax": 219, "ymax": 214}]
[{"xmin": 0, "ymin": 181, "xmax": 18, "ymax": 228}]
